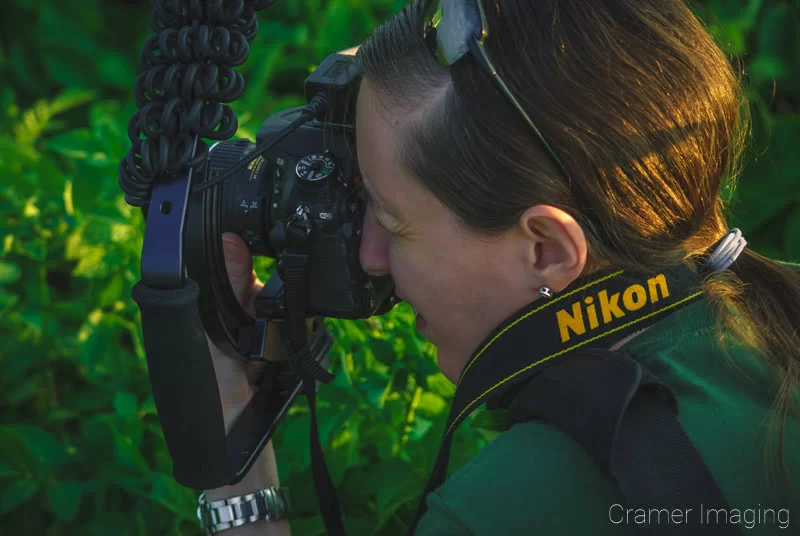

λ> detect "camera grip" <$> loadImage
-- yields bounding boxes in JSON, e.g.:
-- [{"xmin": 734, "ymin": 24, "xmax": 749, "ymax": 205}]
[{"xmin": 132, "ymin": 277, "xmax": 234, "ymax": 489}]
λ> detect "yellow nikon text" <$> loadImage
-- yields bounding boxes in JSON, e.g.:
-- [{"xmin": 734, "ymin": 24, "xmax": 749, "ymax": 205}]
[{"xmin": 556, "ymin": 274, "xmax": 670, "ymax": 343}]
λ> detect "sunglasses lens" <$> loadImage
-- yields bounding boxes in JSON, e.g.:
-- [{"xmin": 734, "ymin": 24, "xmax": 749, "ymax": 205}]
[
  {"xmin": 422, "ymin": 0, "xmax": 483, "ymax": 67},
  {"xmin": 419, "ymin": 0, "xmax": 573, "ymax": 187}
]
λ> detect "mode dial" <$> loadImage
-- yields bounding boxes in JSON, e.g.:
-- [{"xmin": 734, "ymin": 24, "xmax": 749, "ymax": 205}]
[{"xmin": 295, "ymin": 154, "xmax": 336, "ymax": 187}]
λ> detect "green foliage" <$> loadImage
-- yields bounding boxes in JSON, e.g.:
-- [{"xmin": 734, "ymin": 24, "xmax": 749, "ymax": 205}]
[{"xmin": 0, "ymin": 0, "xmax": 798, "ymax": 535}]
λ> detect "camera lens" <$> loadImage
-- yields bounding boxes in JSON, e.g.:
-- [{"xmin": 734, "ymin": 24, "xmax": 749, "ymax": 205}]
[{"xmin": 207, "ymin": 140, "xmax": 274, "ymax": 257}]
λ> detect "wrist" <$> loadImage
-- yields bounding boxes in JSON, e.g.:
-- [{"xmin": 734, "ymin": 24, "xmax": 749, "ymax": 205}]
[
  {"xmin": 200, "ymin": 442, "xmax": 290, "ymax": 535},
  {"xmin": 204, "ymin": 440, "xmax": 280, "ymax": 501}
]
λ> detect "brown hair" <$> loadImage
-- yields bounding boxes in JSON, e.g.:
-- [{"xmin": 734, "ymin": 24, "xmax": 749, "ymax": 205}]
[{"xmin": 355, "ymin": 0, "xmax": 800, "ymax": 484}]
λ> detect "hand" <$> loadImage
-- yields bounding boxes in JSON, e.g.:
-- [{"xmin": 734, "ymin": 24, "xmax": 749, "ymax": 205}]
[
  {"xmin": 206, "ymin": 232, "xmax": 268, "ymax": 427},
  {"xmin": 204, "ymin": 233, "xmax": 288, "ymax": 523}
]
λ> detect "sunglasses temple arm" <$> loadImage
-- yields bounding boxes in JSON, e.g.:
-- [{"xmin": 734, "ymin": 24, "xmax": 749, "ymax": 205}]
[{"xmin": 468, "ymin": 37, "xmax": 574, "ymax": 185}]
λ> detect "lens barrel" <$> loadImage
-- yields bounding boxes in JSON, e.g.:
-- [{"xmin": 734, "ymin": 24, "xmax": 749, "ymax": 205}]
[{"xmin": 208, "ymin": 140, "xmax": 274, "ymax": 257}]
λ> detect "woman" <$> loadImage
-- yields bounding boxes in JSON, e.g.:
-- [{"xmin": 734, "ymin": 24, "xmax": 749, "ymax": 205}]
[{"xmin": 203, "ymin": 0, "xmax": 800, "ymax": 533}]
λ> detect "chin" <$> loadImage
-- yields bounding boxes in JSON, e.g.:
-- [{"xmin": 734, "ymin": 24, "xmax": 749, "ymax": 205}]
[{"xmin": 433, "ymin": 346, "xmax": 464, "ymax": 384}]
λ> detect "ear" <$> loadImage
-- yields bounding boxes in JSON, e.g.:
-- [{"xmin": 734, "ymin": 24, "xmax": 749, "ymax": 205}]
[{"xmin": 516, "ymin": 205, "xmax": 588, "ymax": 293}]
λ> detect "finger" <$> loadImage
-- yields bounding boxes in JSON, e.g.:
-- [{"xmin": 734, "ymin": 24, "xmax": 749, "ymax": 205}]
[
  {"xmin": 221, "ymin": 233, "xmax": 266, "ymax": 322},
  {"xmin": 222, "ymin": 233, "xmax": 259, "ymax": 305}
]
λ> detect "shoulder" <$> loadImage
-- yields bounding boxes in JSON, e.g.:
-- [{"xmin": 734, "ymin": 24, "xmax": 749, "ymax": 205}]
[{"xmin": 415, "ymin": 420, "xmax": 626, "ymax": 535}]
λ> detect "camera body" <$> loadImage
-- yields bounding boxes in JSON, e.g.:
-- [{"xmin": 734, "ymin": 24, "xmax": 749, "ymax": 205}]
[{"xmin": 202, "ymin": 51, "xmax": 394, "ymax": 321}]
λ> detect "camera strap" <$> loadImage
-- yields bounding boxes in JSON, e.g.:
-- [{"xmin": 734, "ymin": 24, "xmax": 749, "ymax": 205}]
[
  {"xmin": 279, "ymin": 249, "xmax": 345, "ymax": 535},
  {"xmin": 408, "ymin": 263, "xmax": 734, "ymax": 533}
]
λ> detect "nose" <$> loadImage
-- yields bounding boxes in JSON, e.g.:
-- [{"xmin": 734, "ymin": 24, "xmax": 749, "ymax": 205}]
[{"xmin": 359, "ymin": 204, "xmax": 391, "ymax": 277}]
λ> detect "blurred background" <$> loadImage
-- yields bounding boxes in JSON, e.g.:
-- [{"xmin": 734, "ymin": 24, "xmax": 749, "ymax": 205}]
[{"xmin": 0, "ymin": 0, "xmax": 798, "ymax": 534}]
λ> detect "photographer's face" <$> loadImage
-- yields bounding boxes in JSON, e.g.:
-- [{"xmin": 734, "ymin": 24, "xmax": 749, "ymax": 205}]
[{"xmin": 356, "ymin": 80, "xmax": 587, "ymax": 382}]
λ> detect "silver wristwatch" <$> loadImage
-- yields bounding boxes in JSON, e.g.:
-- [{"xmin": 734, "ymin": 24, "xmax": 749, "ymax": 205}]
[{"xmin": 197, "ymin": 487, "xmax": 290, "ymax": 535}]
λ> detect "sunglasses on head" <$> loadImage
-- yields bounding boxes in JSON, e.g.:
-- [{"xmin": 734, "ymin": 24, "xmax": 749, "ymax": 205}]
[{"xmin": 421, "ymin": 0, "xmax": 573, "ymax": 184}]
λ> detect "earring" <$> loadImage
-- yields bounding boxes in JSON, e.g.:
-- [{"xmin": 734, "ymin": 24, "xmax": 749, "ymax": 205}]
[{"xmin": 539, "ymin": 286, "xmax": 553, "ymax": 299}]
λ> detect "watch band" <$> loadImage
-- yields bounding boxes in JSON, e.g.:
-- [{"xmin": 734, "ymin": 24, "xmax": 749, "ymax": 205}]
[{"xmin": 197, "ymin": 487, "xmax": 290, "ymax": 535}]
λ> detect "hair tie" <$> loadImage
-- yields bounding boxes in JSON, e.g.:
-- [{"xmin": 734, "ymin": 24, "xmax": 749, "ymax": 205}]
[{"xmin": 706, "ymin": 228, "xmax": 747, "ymax": 272}]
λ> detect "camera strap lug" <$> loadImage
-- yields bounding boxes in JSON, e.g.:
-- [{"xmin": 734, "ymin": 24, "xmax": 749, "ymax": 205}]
[
  {"xmin": 279, "ymin": 251, "xmax": 334, "ymax": 384},
  {"xmin": 286, "ymin": 206, "xmax": 312, "ymax": 241}
]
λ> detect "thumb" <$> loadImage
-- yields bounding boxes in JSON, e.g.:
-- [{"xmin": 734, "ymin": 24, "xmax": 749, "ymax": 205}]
[{"xmin": 221, "ymin": 232, "xmax": 258, "ymax": 309}]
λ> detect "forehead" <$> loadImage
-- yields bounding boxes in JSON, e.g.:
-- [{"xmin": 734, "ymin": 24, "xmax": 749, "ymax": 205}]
[
  {"xmin": 355, "ymin": 80, "xmax": 400, "ymax": 163},
  {"xmin": 354, "ymin": 81, "xmax": 406, "ymax": 195},
  {"xmin": 355, "ymin": 79, "xmax": 439, "ymax": 220}
]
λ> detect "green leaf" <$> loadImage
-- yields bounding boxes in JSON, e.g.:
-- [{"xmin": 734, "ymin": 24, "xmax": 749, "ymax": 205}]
[
  {"xmin": 46, "ymin": 479, "xmax": 84, "ymax": 521},
  {"xmin": 701, "ymin": 0, "xmax": 761, "ymax": 31},
  {"xmin": 707, "ymin": 22, "xmax": 746, "ymax": 56},
  {"xmin": 97, "ymin": 52, "xmax": 137, "ymax": 88},
  {"xmin": 71, "ymin": 246, "xmax": 107, "ymax": 278},
  {"xmin": 65, "ymin": 222, "xmax": 116, "ymax": 278},
  {"xmin": 370, "ymin": 337, "xmax": 398, "ymax": 366},
  {"xmin": 47, "ymin": 408, "xmax": 79, "ymax": 422},
  {"xmin": 0, "ymin": 86, "xmax": 18, "ymax": 121},
  {"xmin": 150, "ymin": 472, "xmax": 197, "ymax": 521},
  {"xmin": 0, "ymin": 479, "xmax": 40, "ymax": 516},
  {"xmin": 77, "ymin": 309, "xmax": 114, "ymax": 372},
  {"xmin": 749, "ymin": 55, "xmax": 790, "ymax": 83},
  {"xmin": 407, "ymin": 415, "xmax": 434, "ymax": 442},
  {"xmin": 365, "ymin": 375, "xmax": 391, "ymax": 409},
  {"xmin": 44, "ymin": 128, "xmax": 104, "ymax": 160},
  {"xmin": 1, "ymin": 234, "xmax": 15, "ymax": 256},
  {"xmin": 48, "ymin": 88, "xmax": 96, "ymax": 116},
  {"xmin": 289, "ymin": 515, "xmax": 325, "ymax": 536},
  {"xmin": 7, "ymin": 40, "xmax": 48, "ymax": 95},
  {"xmin": 6, "ymin": 376, "xmax": 40, "ymax": 405},
  {"xmin": 97, "ymin": 274, "xmax": 127, "ymax": 307},
  {"xmin": 316, "ymin": 0, "xmax": 376, "ymax": 56},
  {"xmin": 281, "ymin": 414, "xmax": 312, "ymax": 471},
  {"xmin": 757, "ymin": 4, "xmax": 793, "ymax": 59},
  {"xmin": 730, "ymin": 116, "xmax": 800, "ymax": 233},
  {"xmin": 8, "ymin": 425, "xmax": 66, "ymax": 477},
  {"xmin": 0, "ymin": 427, "xmax": 38, "ymax": 476},
  {"xmin": 112, "ymin": 426, "xmax": 149, "ymax": 475},
  {"xmin": 0, "ymin": 135, "xmax": 39, "ymax": 173},
  {"xmin": 425, "ymin": 373, "xmax": 456, "ymax": 398},
  {"xmin": 0, "ymin": 288, "xmax": 20, "ymax": 316},
  {"xmin": 415, "ymin": 392, "xmax": 446, "ymax": 418},
  {"xmin": 15, "ymin": 237, "xmax": 46, "ymax": 261},
  {"xmin": 470, "ymin": 408, "xmax": 509, "ymax": 431},
  {"xmin": 326, "ymin": 428, "xmax": 362, "ymax": 486},
  {"xmin": 140, "ymin": 394, "xmax": 158, "ymax": 416},
  {"xmin": 0, "ymin": 261, "xmax": 22, "ymax": 284},
  {"xmin": 113, "ymin": 391, "xmax": 138, "ymax": 419},
  {"xmin": 86, "ymin": 511, "xmax": 137, "ymax": 536},
  {"xmin": 373, "ymin": 459, "xmax": 423, "ymax": 529},
  {"xmin": 784, "ymin": 205, "xmax": 800, "ymax": 262},
  {"xmin": 40, "ymin": 47, "xmax": 99, "ymax": 91}
]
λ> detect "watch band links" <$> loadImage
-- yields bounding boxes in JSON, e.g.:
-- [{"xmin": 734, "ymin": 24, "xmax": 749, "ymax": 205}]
[{"xmin": 197, "ymin": 487, "xmax": 290, "ymax": 534}]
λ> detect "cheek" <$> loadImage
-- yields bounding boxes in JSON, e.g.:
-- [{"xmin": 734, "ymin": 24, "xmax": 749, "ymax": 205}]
[
  {"xmin": 393, "ymin": 233, "xmax": 470, "ymax": 307},
  {"xmin": 418, "ymin": 238, "xmax": 507, "ymax": 320}
]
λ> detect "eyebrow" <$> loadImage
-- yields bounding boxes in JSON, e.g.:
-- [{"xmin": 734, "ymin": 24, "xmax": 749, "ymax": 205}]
[{"xmin": 361, "ymin": 175, "xmax": 396, "ymax": 218}]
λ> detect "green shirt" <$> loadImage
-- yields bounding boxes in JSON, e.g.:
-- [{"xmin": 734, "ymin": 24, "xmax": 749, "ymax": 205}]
[{"xmin": 415, "ymin": 297, "xmax": 800, "ymax": 534}]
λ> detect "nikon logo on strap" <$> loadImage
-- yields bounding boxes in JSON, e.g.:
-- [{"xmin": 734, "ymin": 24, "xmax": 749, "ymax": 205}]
[
  {"xmin": 413, "ymin": 265, "xmax": 706, "ymax": 528},
  {"xmin": 556, "ymin": 274, "xmax": 670, "ymax": 343}
]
